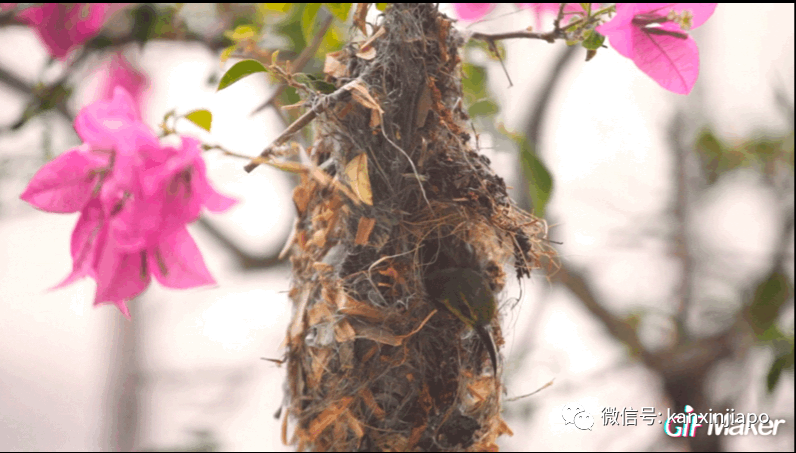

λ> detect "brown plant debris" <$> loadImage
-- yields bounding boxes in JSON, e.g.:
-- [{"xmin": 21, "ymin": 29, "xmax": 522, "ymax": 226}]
[{"xmin": 279, "ymin": 4, "xmax": 555, "ymax": 451}]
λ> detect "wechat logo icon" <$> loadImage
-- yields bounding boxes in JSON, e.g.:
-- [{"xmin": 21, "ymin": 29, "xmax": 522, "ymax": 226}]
[{"xmin": 562, "ymin": 403, "xmax": 594, "ymax": 431}]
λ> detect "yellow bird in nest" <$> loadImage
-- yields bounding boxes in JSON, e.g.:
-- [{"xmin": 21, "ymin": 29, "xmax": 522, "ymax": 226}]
[{"xmin": 425, "ymin": 267, "xmax": 499, "ymax": 375}]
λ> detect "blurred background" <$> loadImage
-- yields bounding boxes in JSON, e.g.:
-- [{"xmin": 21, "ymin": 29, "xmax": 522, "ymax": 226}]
[{"xmin": 0, "ymin": 3, "xmax": 792, "ymax": 451}]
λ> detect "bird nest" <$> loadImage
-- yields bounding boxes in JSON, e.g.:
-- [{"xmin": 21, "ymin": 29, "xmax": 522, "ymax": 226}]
[{"xmin": 276, "ymin": 4, "xmax": 556, "ymax": 451}]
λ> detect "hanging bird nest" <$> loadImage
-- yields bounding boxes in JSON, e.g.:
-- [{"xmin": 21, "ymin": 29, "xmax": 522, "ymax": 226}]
[{"xmin": 275, "ymin": 4, "xmax": 556, "ymax": 451}]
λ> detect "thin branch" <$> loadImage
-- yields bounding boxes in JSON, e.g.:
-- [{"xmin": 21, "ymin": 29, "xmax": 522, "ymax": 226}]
[
  {"xmin": 0, "ymin": 65, "xmax": 74, "ymax": 131},
  {"xmin": 251, "ymin": 14, "xmax": 335, "ymax": 115},
  {"xmin": 244, "ymin": 79, "xmax": 356, "ymax": 173},
  {"xmin": 470, "ymin": 29, "xmax": 560, "ymax": 45},
  {"xmin": 517, "ymin": 44, "xmax": 578, "ymax": 212},
  {"xmin": 196, "ymin": 217, "xmax": 285, "ymax": 271},
  {"xmin": 551, "ymin": 264, "xmax": 648, "ymax": 360},
  {"xmin": 667, "ymin": 111, "xmax": 695, "ymax": 336}
]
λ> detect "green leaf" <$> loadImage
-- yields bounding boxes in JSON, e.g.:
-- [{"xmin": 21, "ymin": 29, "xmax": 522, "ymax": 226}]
[
  {"xmin": 376, "ymin": 3, "xmax": 388, "ymax": 12},
  {"xmin": 747, "ymin": 271, "xmax": 792, "ymax": 338},
  {"xmin": 184, "ymin": 109, "xmax": 213, "ymax": 132},
  {"xmin": 219, "ymin": 45, "xmax": 236, "ymax": 63},
  {"xmin": 581, "ymin": 29, "xmax": 605, "ymax": 50},
  {"xmin": 500, "ymin": 126, "xmax": 554, "ymax": 216},
  {"xmin": 462, "ymin": 63, "xmax": 488, "ymax": 99},
  {"xmin": 324, "ymin": 3, "xmax": 353, "ymax": 22},
  {"xmin": 766, "ymin": 344, "xmax": 794, "ymax": 393},
  {"xmin": 461, "ymin": 63, "xmax": 501, "ymax": 118},
  {"xmin": 217, "ymin": 59, "xmax": 268, "ymax": 91},
  {"xmin": 224, "ymin": 24, "xmax": 257, "ymax": 42},
  {"xmin": 259, "ymin": 3, "xmax": 291, "ymax": 14},
  {"xmin": 468, "ymin": 99, "xmax": 499, "ymax": 117},
  {"xmin": 301, "ymin": 3, "xmax": 322, "ymax": 45},
  {"xmin": 131, "ymin": 4, "xmax": 158, "ymax": 46},
  {"xmin": 318, "ymin": 21, "xmax": 346, "ymax": 56},
  {"xmin": 520, "ymin": 143, "xmax": 553, "ymax": 217},
  {"xmin": 272, "ymin": 4, "xmax": 309, "ymax": 53}
]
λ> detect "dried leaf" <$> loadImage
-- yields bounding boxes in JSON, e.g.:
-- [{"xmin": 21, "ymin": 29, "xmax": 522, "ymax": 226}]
[
  {"xmin": 359, "ymin": 26, "xmax": 386, "ymax": 54},
  {"xmin": 336, "ymin": 294, "xmax": 386, "ymax": 321},
  {"xmin": 467, "ymin": 379, "xmax": 491, "ymax": 403},
  {"xmin": 309, "ymin": 348, "xmax": 331, "ymax": 387},
  {"xmin": 289, "ymin": 289, "xmax": 310, "ymax": 343},
  {"xmin": 292, "ymin": 176, "xmax": 314, "ymax": 214},
  {"xmin": 324, "ymin": 51, "xmax": 348, "ymax": 78},
  {"xmin": 281, "ymin": 405, "xmax": 289, "ymax": 445},
  {"xmin": 344, "ymin": 153, "xmax": 373, "ymax": 205},
  {"xmin": 347, "ymin": 81, "xmax": 383, "ymax": 113},
  {"xmin": 354, "ymin": 217, "xmax": 376, "ymax": 245},
  {"xmin": 415, "ymin": 83, "xmax": 432, "ymax": 127},
  {"xmin": 308, "ymin": 397, "xmax": 354, "ymax": 438},
  {"xmin": 360, "ymin": 387, "xmax": 385, "ymax": 419},
  {"xmin": 497, "ymin": 417, "xmax": 514, "ymax": 436},
  {"xmin": 307, "ymin": 301, "xmax": 334, "ymax": 326},
  {"xmin": 354, "ymin": 3, "xmax": 369, "ymax": 35},
  {"xmin": 356, "ymin": 46, "xmax": 376, "ymax": 60},
  {"xmin": 355, "ymin": 324, "xmax": 402, "ymax": 346},
  {"xmin": 369, "ymin": 108, "xmax": 381, "ymax": 128},
  {"xmin": 343, "ymin": 410, "xmax": 365, "ymax": 440},
  {"xmin": 334, "ymin": 318, "xmax": 357, "ymax": 343},
  {"xmin": 266, "ymin": 160, "xmax": 308, "ymax": 174}
]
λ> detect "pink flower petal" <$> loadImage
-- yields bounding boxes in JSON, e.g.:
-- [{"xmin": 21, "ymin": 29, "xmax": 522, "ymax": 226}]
[
  {"xmin": 101, "ymin": 53, "xmax": 149, "ymax": 118},
  {"xmin": 20, "ymin": 147, "xmax": 107, "ymax": 213},
  {"xmin": 17, "ymin": 4, "xmax": 111, "ymax": 60},
  {"xmin": 75, "ymin": 86, "xmax": 141, "ymax": 147},
  {"xmin": 183, "ymin": 139, "xmax": 238, "ymax": 213},
  {"xmin": 631, "ymin": 22, "xmax": 699, "ymax": 94},
  {"xmin": 94, "ymin": 241, "xmax": 151, "ymax": 316},
  {"xmin": 150, "ymin": 227, "xmax": 216, "ymax": 289},
  {"xmin": 51, "ymin": 200, "xmax": 105, "ymax": 289},
  {"xmin": 453, "ymin": 3, "xmax": 494, "ymax": 21},
  {"xmin": 142, "ymin": 137, "xmax": 237, "ymax": 229},
  {"xmin": 597, "ymin": 3, "xmax": 713, "ymax": 95}
]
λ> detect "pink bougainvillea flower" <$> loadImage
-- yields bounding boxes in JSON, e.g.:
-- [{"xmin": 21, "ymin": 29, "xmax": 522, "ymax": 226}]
[
  {"xmin": 75, "ymin": 86, "xmax": 141, "ymax": 148},
  {"xmin": 596, "ymin": 3, "xmax": 718, "ymax": 94},
  {"xmin": 17, "ymin": 3, "xmax": 113, "ymax": 60},
  {"xmin": 453, "ymin": 3, "xmax": 495, "ymax": 21},
  {"xmin": 144, "ymin": 137, "xmax": 238, "ymax": 221},
  {"xmin": 19, "ymin": 145, "xmax": 108, "ymax": 213},
  {"xmin": 100, "ymin": 53, "xmax": 149, "ymax": 118},
  {"xmin": 21, "ymin": 86, "xmax": 237, "ymax": 318},
  {"xmin": 92, "ymin": 225, "xmax": 217, "ymax": 318},
  {"xmin": 105, "ymin": 135, "xmax": 238, "ymax": 253}
]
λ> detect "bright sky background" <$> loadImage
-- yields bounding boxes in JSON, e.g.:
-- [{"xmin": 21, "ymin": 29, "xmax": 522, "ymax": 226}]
[{"xmin": 0, "ymin": 3, "xmax": 793, "ymax": 451}]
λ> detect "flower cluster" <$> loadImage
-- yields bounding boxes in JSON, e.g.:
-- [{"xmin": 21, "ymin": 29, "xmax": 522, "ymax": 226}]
[
  {"xmin": 20, "ymin": 87, "xmax": 237, "ymax": 318},
  {"xmin": 453, "ymin": 3, "xmax": 717, "ymax": 94},
  {"xmin": 15, "ymin": 3, "xmax": 114, "ymax": 60}
]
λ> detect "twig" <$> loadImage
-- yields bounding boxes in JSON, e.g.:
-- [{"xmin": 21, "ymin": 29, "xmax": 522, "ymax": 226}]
[
  {"xmin": 244, "ymin": 79, "xmax": 356, "ymax": 173},
  {"xmin": 470, "ymin": 29, "xmax": 560, "ymax": 45},
  {"xmin": 506, "ymin": 378, "xmax": 555, "ymax": 401},
  {"xmin": 244, "ymin": 109, "xmax": 318, "ymax": 173},
  {"xmin": 251, "ymin": 14, "xmax": 335, "ymax": 116}
]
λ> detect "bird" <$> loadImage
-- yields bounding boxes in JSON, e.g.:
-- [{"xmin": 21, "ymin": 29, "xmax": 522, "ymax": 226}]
[{"xmin": 424, "ymin": 267, "xmax": 499, "ymax": 375}]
